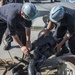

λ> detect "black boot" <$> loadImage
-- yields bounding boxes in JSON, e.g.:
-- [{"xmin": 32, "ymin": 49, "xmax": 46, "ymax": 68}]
[{"xmin": 3, "ymin": 42, "xmax": 11, "ymax": 50}]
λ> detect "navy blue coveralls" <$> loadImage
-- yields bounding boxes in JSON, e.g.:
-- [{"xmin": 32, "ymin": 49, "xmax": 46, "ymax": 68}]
[
  {"xmin": 56, "ymin": 6, "xmax": 75, "ymax": 54},
  {"xmin": 0, "ymin": 3, "xmax": 32, "ymax": 45},
  {"xmin": 4, "ymin": 0, "xmax": 24, "ymax": 45}
]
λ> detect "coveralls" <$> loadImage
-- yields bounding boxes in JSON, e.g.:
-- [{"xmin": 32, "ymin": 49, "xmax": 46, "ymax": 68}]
[
  {"xmin": 55, "ymin": 6, "xmax": 75, "ymax": 55},
  {"xmin": 0, "ymin": 3, "xmax": 32, "ymax": 45}
]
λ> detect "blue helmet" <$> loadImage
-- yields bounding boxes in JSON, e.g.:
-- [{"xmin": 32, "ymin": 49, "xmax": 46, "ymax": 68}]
[
  {"xmin": 22, "ymin": 3, "xmax": 39, "ymax": 21},
  {"xmin": 50, "ymin": 6, "xmax": 64, "ymax": 23}
]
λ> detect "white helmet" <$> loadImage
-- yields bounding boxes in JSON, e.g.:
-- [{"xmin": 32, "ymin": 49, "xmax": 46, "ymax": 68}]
[
  {"xmin": 22, "ymin": 3, "xmax": 39, "ymax": 20},
  {"xmin": 50, "ymin": 6, "xmax": 64, "ymax": 23}
]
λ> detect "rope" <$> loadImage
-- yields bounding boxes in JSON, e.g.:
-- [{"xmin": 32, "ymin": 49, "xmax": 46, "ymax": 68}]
[
  {"xmin": 8, "ymin": 51, "xmax": 15, "ymax": 62},
  {"xmin": 0, "ymin": 58, "xmax": 6, "ymax": 64},
  {"xmin": 2, "ymin": 39, "xmax": 15, "ymax": 62},
  {"xmin": 46, "ymin": 70, "xmax": 51, "ymax": 75}
]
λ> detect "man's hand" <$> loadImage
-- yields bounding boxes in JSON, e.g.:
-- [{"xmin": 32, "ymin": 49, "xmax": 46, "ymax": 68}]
[
  {"xmin": 55, "ymin": 44, "xmax": 62, "ymax": 53},
  {"xmin": 21, "ymin": 46, "xmax": 29, "ymax": 55},
  {"xmin": 44, "ymin": 32, "xmax": 49, "ymax": 37},
  {"xmin": 55, "ymin": 33, "xmax": 71, "ymax": 53}
]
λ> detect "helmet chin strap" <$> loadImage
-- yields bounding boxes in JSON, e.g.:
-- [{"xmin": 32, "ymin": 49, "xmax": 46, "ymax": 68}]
[{"xmin": 21, "ymin": 11, "xmax": 27, "ymax": 20}]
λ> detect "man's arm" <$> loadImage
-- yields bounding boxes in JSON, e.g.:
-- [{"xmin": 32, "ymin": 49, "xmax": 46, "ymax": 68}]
[
  {"xmin": 7, "ymin": 17, "xmax": 31, "ymax": 54},
  {"xmin": 44, "ymin": 21, "xmax": 53, "ymax": 36},
  {"xmin": 12, "ymin": 35, "xmax": 24, "ymax": 47},
  {"xmin": 56, "ymin": 33, "xmax": 72, "ymax": 52},
  {"xmin": 26, "ymin": 27, "xmax": 32, "ymax": 51},
  {"xmin": 12, "ymin": 35, "xmax": 29, "ymax": 55},
  {"xmin": 60, "ymin": 33, "xmax": 71, "ymax": 46},
  {"xmin": 26, "ymin": 27, "xmax": 31, "ymax": 42}
]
